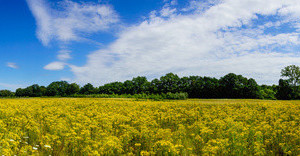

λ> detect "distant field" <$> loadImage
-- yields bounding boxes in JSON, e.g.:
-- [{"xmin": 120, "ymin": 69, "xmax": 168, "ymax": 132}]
[{"xmin": 0, "ymin": 98, "xmax": 299, "ymax": 155}]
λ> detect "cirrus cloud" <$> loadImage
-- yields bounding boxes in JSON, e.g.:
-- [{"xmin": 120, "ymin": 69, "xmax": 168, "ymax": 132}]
[
  {"xmin": 26, "ymin": 0, "xmax": 119, "ymax": 45},
  {"xmin": 27, "ymin": 0, "xmax": 120, "ymax": 70},
  {"xmin": 6, "ymin": 62, "xmax": 19, "ymax": 69}
]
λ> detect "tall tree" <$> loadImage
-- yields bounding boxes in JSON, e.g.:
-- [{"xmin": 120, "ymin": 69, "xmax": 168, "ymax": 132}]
[
  {"xmin": 100, "ymin": 82, "xmax": 124, "ymax": 95},
  {"xmin": 243, "ymin": 78, "xmax": 260, "ymax": 99},
  {"xmin": 280, "ymin": 65, "xmax": 300, "ymax": 99},
  {"xmin": 28, "ymin": 84, "xmax": 42, "ymax": 97},
  {"xmin": 159, "ymin": 73, "xmax": 181, "ymax": 93},
  {"xmin": 67, "ymin": 83, "xmax": 80, "ymax": 95},
  {"xmin": 46, "ymin": 81, "xmax": 70, "ymax": 96},
  {"xmin": 15, "ymin": 88, "xmax": 26, "ymax": 97},
  {"xmin": 276, "ymin": 79, "xmax": 294, "ymax": 100},
  {"xmin": 281, "ymin": 65, "xmax": 300, "ymax": 86},
  {"xmin": 131, "ymin": 76, "xmax": 149, "ymax": 94},
  {"xmin": 0, "ymin": 90, "xmax": 14, "ymax": 97},
  {"xmin": 219, "ymin": 73, "xmax": 249, "ymax": 98},
  {"xmin": 80, "ymin": 83, "xmax": 95, "ymax": 95}
]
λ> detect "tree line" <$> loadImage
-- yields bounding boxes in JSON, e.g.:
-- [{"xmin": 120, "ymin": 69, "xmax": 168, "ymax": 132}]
[{"xmin": 0, "ymin": 65, "xmax": 299, "ymax": 100}]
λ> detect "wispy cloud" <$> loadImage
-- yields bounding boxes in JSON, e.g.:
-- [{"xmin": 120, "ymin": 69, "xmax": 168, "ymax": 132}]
[
  {"xmin": 6, "ymin": 62, "xmax": 19, "ymax": 69},
  {"xmin": 27, "ymin": 0, "xmax": 119, "ymax": 70},
  {"xmin": 57, "ymin": 50, "xmax": 71, "ymax": 61},
  {"xmin": 0, "ymin": 83, "xmax": 25, "ymax": 91},
  {"xmin": 43, "ymin": 62, "xmax": 66, "ymax": 71},
  {"xmin": 70, "ymin": 0, "xmax": 300, "ymax": 85},
  {"xmin": 27, "ymin": 0, "xmax": 119, "ymax": 45}
]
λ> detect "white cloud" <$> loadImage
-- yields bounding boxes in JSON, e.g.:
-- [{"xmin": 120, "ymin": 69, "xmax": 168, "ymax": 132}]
[
  {"xmin": 26, "ymin": 0, "xmax": 119, "ymax": 45},
  {"xmin": 69, "ymin": 0, "xmax": 300, "ymax": 86},
  {"xmin": 27, "ymin": 0, "xmax": 119, "ymax": 69},
  {"xmin": 160, "ymin": 7, "xmax": 177, "ymax": 17},
  {"xmin": 44, "ymin": 62, "xmax": 66, "ymax": 70},
  {"xmin": 6, "ymin": 62, "xmax": 19, "ymax": 69},
  {"xmin": 26, "ymin": 0, "xmax": 52, "ymax": 46},
  {"xmin": 278, "ymin": 1, "xmax": 300, "ymax": 17},
  {"xmin": 163, "ymin": 0, "xmax": 177, "ymax": 5},
  {"xmin": 57, "ymin": 50, "xmax": 71, "ymax": 60}
]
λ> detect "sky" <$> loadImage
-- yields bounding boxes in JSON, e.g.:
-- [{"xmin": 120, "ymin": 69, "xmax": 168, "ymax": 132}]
[{"xmin": 1, "ymin": 0, "xmax": 300, "ymax": 91}]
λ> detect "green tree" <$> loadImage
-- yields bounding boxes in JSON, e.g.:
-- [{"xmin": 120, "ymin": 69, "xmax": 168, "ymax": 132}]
[
  {"xmin": 27, "ymin": 84, "xmax": 42, "ymax": 97},
  {"xmin": 243, "ymin": 78, "xmax": 260, "ymax": 99},
  {"xmin": 149, "ymin": 78, "xmax": 161, "ymax": 94},
  {"xmin": 15, "ymin": 88, "xmax": 25, "ymax": 97},
  {"xmin": 159, "ymin": 73, "xmax": 181, "ymax": 93},
  {"xmin": 100, "ymin": 82, "xmax": 124, "ymax": 95},
  {"xmin": 276, "ymin": 79, "xmax": 294, "ymax": 100},
  {"xmin": 40, "ymin": 86, "xmax": 47, "ymax": 96},
  {"xmin": 219, "ymin": 73, "xmax": 247, "ymax": 98},
  {"xmin": 281, "ymin": 65, "xmax": 300, "ymax": 86},
  {"xmin": 123, "ymin": 80, "xmax": 134, "ymax": 94},
  {"xmin": 46, "ymin": 81, "xmax": 69, "ymax": 96},
  {"xmin": 67, "ymin": 83, "xmax": 80, "ymax": 95},
  {"xmin": 131, "ymin": 76, "xmax": 149, "ymax": 94},
  {"xmin": 280, "ymin": 65, "xmax": 300, "ymax": 99},
  {"xmin": 180, "ymin": 76, "xmax": 199, "ymax": 98},
  {"xmin": 80, "ymin": 83, "xmax": 95, "ymax": 95},
  {"xmin": 219, "ymin": 73, "xmax": 260, "ymax": 99},
  {"xmin": 179, "ymin": 76, "xmax": 219, "ymax": 98},
  {"xmin": 259, "ymin": 85, "xmax": 276, "ymax": 100},
  {"xmin": 0, "ymin": 90, "xmax": 14, "ymax": 97},
  {"xmin": 200, "ymin": 77, "xmax": 220, "ymax": 98}
]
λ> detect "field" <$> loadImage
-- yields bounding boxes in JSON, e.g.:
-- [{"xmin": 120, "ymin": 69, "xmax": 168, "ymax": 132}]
[{"xmin": 0, "ymin": 98, "xmax": 299, "ymax": 155}]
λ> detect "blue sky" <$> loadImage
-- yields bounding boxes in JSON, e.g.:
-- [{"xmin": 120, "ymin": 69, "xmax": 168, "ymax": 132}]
[{"xmin": 1, "ymin": 0, "xmax": 300, "ymax": 91}]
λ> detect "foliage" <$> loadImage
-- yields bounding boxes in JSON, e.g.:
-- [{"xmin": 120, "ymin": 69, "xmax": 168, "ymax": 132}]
[
  {"xmin": 7, "ymin": 73, "xmax": 262, "ymax": 99},
  {"xmin": 259, "ymin": 85, "xmax": 276, "ymax": 100},
  {"xmin": 67, "ymin": 83, "xmax": 80, "ymax": 95},
  {"xmin": 180, "ymin": 76, "xmax": 220, "ymax": 98},
  {"xmin": 219, "ymin": 73, "xmax": 260, "ymax": 99},
  {"xmin": 277, "ymin": 65, "xmax": 300, "ymax": 100},
  {"xmin": 3, "ymin": 69, "xmax": 300, "ymax": 99},
  {"xmin": 46, "ymin": 81, "xmax": 70, "ymax": 96},
  {"xmin": 281, "ymin": 65, "xmax": 300, "ymax": 86},
  {"xmin": 276, "ymin": 79, "xmax": 294, "ymax": 100},
  {"xmin": 0, "ymin": 98, "xmax": 299, "ymax": 155},
  {"xmin": 71, "ymin": 92, "xmax": 188, "ymax": 100},
  {"xmin": 0, "ymin": 90, "xmax": 14, "ymax": 97},
  {"xmin": 79, "ymin": 83, "xmax": 95, "ymax": 95}
]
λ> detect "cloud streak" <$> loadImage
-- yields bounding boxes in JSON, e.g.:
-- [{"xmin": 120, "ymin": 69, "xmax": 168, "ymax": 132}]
[
  {"xmin": 27, "ymin": 0, "xmax": 119, "ymax": 70},
  {"xmin": 6, "ymin": 62, "xmax": 19, "ymax": 69},
  {"xmin": 0, "ymin": 83, "xmax": 25, "ymax": 91},
  {"xmin": 27, "ymin": 0, "xmax": 119, "ymax": 45}
]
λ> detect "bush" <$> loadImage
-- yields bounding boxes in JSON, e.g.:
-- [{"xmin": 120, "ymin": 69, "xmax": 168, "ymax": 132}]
[
  {"xmin": 165, "ymin": 92, "xmax": 188, "ymax": 100},
  {"xmin": 70, "ymin": 92, "xmax": 188, "ymax": 100},
  {"xmin": 0, "ymin": 90, "xmax": 15, "ymax": 97},
  {"xmin": 259, "ymin": 88, "xmax": 276, "ymax": 100}
]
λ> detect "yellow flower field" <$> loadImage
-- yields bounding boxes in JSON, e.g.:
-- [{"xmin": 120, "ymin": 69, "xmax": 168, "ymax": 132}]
[{"xmin": 0, "ymin": 98, "xmax": 299, "ymax": 155}]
